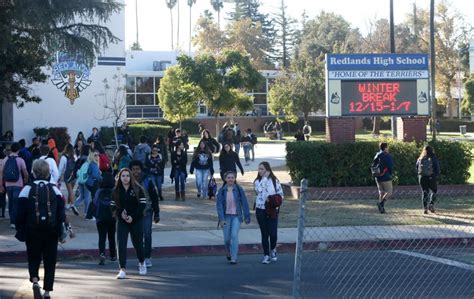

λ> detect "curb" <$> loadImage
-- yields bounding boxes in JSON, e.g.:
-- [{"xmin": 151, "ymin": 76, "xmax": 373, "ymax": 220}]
[{"xmin": 1, "ymin": 237, "xmax": 472, "ymax": 263}]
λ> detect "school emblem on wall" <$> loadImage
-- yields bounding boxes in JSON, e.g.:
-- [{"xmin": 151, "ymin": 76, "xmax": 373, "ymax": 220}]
[{"xmin": 51, "ymin": 52, "xmax": 92, "ymax": 104}]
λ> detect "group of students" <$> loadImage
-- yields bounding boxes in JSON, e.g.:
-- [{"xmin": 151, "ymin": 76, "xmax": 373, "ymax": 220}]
[{"xmin": 372, "ymin": 142, "xmax": 440, "ymax": 214}]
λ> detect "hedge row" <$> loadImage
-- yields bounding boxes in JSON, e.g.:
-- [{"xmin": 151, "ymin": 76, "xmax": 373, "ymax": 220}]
[
  {"xmin": 286, "ymin": 140, "xmax": 473, "ymax": 187},
  {"xmin": 436, "ymin": 119, "xmax": 474, "ymax": 133},
  {"xmin": 33, "ymin": 127, "xmax": 71, "ymax": 152},
  {"xmin": 99, "ymin": 123, "xmax": 172, "ymax": 145}
]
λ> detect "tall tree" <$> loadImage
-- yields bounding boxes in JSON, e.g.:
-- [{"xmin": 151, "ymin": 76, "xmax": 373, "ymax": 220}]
[
  {"xmin": 177, "ymin": 50, "xmax": 263, "ymax": 135},
  {"xmin": 165, "ymin": 0, "xmax": 177, "ymax": 50},
  {"xmin": 272, "ymin": 0, "xmax": 297, "ymax": 68},
  {"xmin": 404, "ymin": 1, "xmax": 471, "ymax": 118},
  {"xmin": 0, "ymin": 0, "xmax": 122, "ymax": 106},
  {"xmin": 193, "ymin": 14, "xmax": 227, "ymax": 54},
  {"xmin": 187, "ymin": 0, "xmax": 197, "ymax": 52},
  {"xmin": 228, "ymin": 0, "xmax": 275, "ymax": 68},
  {"xmin": 158, "ymin": 65, "xmax": 203, "ymax": 129},
  {"xmin": 227, "ymin": 18, "xmax": 272, "ymax": 69},
  {"xmin": 210, "ymin": 0, "xmax": 223, "ymax": 29},
  {"xmin": 462, "ymin": 76, "xmax": 474, "ymax": 117}
]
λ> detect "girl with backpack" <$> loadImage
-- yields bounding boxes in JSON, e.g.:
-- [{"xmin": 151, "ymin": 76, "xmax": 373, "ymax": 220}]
[
  {"xmin": 111, "ymin": 168, "xmax": 147, "ymax": 279},
  {"xmin": 254, "ymin": 161, "xmax": 284, "ymax": 264},
  {"xmin": 170, "ymin": 140, "xmax": 187, "ymax": 201},
  {"xmin": 95, "ymin": 142, "xmax": 111, "ymax": 173},
  {"xmin": 93, "ymin": 173, "xmax": 116, "ymax": 265},
  {"xmin": 114, "ymin": 145, "xmax": 132, "ymax": 175},
  {"xmin": 70, "ymin": 145, "xmax": 90, "ymax": 216},
  {"xmin": 416, "ymin": 145, "xmax": 440, "ymax": 214},
  {"xmin": 145, "ymin": 145, "xmax": 165, "ymax": 201},
  {"xmin": 216, "ymin": 171, "xmax": 251, "ymax": 264},
  {"xmin": 85, "ymin": 151, "xmax": 102, "ymax": 220},
  {"xmin": 58, "ymin": 144, "xmax": 76, "ymax": 209},
  {"xmin": 189, "ymin": 141, "xmax": 214, "ymax": 199}
]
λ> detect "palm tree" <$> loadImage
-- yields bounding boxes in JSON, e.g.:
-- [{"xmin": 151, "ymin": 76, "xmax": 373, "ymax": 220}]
[
  {"xmin": 187, "ymin": 0, "xmax": 197, "ymax": 52},
  {"xmin": 165, "ymin": 0, "xmax": 177, "ymax": 50},
  {"xmin": 210, "ymin": 0, "xmax": 223, "ymax": 29}
]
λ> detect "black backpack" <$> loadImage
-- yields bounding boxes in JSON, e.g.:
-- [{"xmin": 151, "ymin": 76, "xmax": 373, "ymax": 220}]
[
  {"xmin": 371, "ymin": 153, "xmax": 384, "ymax": 177},
  {"xmin": 250, "ymin": 133, "xmax": 258, "ymax": 145},
  {"xmin": 4, "ymin": 156, "xmax": 20, "ymax": 182},
  {"xmin": 96, "ymin": 189, "xmax": 113, "ymax": 222},
  {"xmin": 27, "ymin": 182, "xmax": 58, "ymax": 230}
]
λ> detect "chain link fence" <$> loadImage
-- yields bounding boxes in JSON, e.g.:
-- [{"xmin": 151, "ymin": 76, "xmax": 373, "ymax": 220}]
[{"xmin": 293, "ymin": 179, "xmax": 474, "ymax": 298}]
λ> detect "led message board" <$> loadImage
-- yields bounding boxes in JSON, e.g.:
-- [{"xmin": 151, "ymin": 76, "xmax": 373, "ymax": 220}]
[{"xmin": 326, "ymin": 54, "xmax": 430, "ymax": 117}]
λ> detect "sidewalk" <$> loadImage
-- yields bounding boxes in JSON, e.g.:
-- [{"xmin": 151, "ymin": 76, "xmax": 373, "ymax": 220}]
[{"xmin": 1, "ymin": 225, "xmax": 472, "ymax": 263}]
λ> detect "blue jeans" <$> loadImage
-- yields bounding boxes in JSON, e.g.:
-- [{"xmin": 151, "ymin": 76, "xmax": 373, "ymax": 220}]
[
  {"xmin": 143, "ymin": 209, "xmax": 153, "ymax": 259},
  {"xmin": 243, "ymin": 144, "xmax": 251, "ymax": 163},
  {"xmin": 223, "ymin": 215, "xmax": 241, "ymax": 260},
  {"xmin": 234, "ymin": 143, "xmax": 240, "ymax": 157},
  {"xmin": 147, "ymin": 175, "xmax": 163, "ymax": 193},
  {"xmin": 256, "ymin": 208, "xmax": 278, "ymax": 256},
  {"xmin": 174, "ymin": 170, "xmax": 186, "ymax": 192},
  {"xmin": 195, "ymin": 169, "xmax": 209, "ymax": 197},
  {"xmin": 74, "ymin": 183, "xmax": 91, "ymax": 215},
  {"xmin": 6, "ymin": 186, "xmax": 21, "ymax": 225}
]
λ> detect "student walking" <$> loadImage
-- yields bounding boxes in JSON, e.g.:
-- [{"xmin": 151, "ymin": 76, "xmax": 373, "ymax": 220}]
[
  {"xmin": 372, "ymin": 142, "xmax": 393, "ymax": 214},
  {"xmin": 145, "ymin": 145, "xmax": 165, "ymax": 201},
  {"xmin": 170, "ymin": 140, "xmax": 187, "ymax": 201},
  {"xmin": 0, "ymin": 142, "xmax": 29, "ymax": 228},
  {"xmin": 15, "ymin": 159, "xmax": 66, "ymax": 299},
  {"xmin": 58, "ymin": 144, "xmax": 76, "ymax": 209},
  {"xmin": 111, "ymin": 168, "xmax": 147, "ymax": 279},
  {"xmin": 70, "ymin": 145, "xmax": 90, "ymax": 216},
  {"xmin": 254, "ymin": 162, "xmax": 284, "ymax": 264},
  {"xmin": 190, "ymin": 141, "xmax": 214, "ymax": 199},
  {"xmin": 247, "ymin": 129, "xmax": 257, "ymax": 161},
  {"xmin": 85, "ymin": 151, "xmax": 102, "ymax": 220},
  {"xmin": 93, "ymin": 173, "xmax": 116, "ymax": 265},
  {"xmin": 39, "ymin": 145, "xmax": 59, "ymax": 186},
  {"xmin": 216, "ymin": 171, "xmax": 251, "ymax": 264},
  {"xmin": 219, "ymin": 143, "xmax": 244, "ymax": 182},
  {"xmin": 303, "ymin": 121, "xmax": 312, "ymax": 141},
  {"xmin": 130, "ymin": 160, "xmax": 160, "ymax": 268},
  {"xmin": 416, "ymin": 145, "xmax": 440, "ymax": 214},
  {"xmin": 133, "ymin": 136, "xmax": 151, "ymax": 164},
  {"xmin": 240, "ymin": 131, "xmax": 253, "ymax": 166},
  {"xmin": 114, "ymin": 145, "xmax": 132, "ymax": 174},
  {"xmin": 200, "ymin": 129, "xmax": 220, "ymax": 154}
]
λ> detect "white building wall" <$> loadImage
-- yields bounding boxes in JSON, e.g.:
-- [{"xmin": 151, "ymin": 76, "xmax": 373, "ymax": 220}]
[{"xmin": 13, "ymin": 1, "xmax": 126, "ymax": 142}]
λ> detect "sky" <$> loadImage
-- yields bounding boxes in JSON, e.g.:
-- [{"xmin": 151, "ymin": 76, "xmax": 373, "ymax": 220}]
[{"xmin": 124, "ymin": 0, "xmax": 474, "ymax": 52}]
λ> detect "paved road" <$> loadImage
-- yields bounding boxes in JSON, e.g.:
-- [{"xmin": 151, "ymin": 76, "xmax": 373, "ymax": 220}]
[{"xmin": 1, "ymin": 250, "xmax": 473, "ymax": 299}]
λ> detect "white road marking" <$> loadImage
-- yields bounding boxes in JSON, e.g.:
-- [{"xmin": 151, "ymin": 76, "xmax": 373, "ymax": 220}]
[{"xmin": 391, "ymin": 250, "xmax": 474, "ymax": 271}]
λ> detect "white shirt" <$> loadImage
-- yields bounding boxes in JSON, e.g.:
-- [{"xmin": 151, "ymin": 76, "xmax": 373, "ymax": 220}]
[
  {"xmin": 254, "ymin": 176, "xmax": 284, "ymax": 210},
  {"xmin": 58, "ymin": 155, "xmax": 67, "ymax": 177},
  {"xmin": 19, "ymin": 180, "xmax": 62, "ymax": 198},
  {"xmin": 39, "ymin": 156, "xmax": 60, "ymax": 185}
]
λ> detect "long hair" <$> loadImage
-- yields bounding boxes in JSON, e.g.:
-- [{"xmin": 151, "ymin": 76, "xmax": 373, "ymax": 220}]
[
  {"xmin": 419, "ymin": 145, "xmax": 435, "ymax": 160},
  {"xmin": 201, "ymin": 129, "xmax": 212, "ymax": 139},
  {"xmin": 219, "ymin": 143, "xmax": 233, "ymax": 158},
  {"xmin": 193, "ymin": 140, "xmax": 212, "ymax": 160},
  {"xmin": 254, "ymin": 161, "xmax": 278, "ymax": 187},
  {"xmin": 112, "ymin": 168, "xmax": 143, "ymax": 209},
  {"xmin": 62, "ymin": 143, "xmax": 75, "ymax": 159}
]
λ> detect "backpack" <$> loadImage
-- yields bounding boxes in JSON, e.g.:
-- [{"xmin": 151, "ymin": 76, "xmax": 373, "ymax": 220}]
[
  {"xmin": 76, "ymin": 161, "xmax": 90, "ymax": 184},
  {"xmin": 133, "ymin": 145, "xmax": 148, "ymax": 162},
  {"xmin": 96, "ymin": 189, "xmax": 113, "ymax": 222},
  {"xmin": 3, "ymin": 156, "xmax": 20, "ymax": 182},
  {"xmin": 27, "ymin": 182, "xmax": 58, "ymax": 230},
  {"xmin": 371, "ymin": 153, "xmax": 384, "ymax": 177},
  {"xmin": 303, "ymin": 125, "xmax": 310, "ymax": 135},
  {"xmin": 99, "ymin": 153, "xmax": 111, "ymax": 172},
  {"xmin": 250, "ymin": 133, "xmax": 258, "ymax": 145},
  {"xmin": 208, "ymin": 177, "xmax": 217, "ymax": 198},
  {"xmin": 418, "ymin": 157, "xmax": 434, "ymax": 176}
]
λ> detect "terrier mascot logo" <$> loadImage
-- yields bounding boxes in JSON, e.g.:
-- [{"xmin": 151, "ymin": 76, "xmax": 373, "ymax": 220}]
[{"xmin": 51, "ymin": 53, "xmax": 91, "ymax": 104}]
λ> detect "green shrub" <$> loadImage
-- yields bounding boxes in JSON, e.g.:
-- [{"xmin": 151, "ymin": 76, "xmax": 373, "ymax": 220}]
[
  {"xmin": 32, "ymin": 127, "xmax": 71, "ymax": 152},
  {"xmin": 286, "ymin": 140, "xmax": 472, "ymax": 187},
  {"xmin": 99, "ymin": 127, "xmax": 115, "ymax": 145},
  {"xmin": 436, "ymin": 119, "xmax": 474, "ymax": 132},
  {"xmin": 128, "ymin": 123, "xmax": 172, "ymax": 144}
]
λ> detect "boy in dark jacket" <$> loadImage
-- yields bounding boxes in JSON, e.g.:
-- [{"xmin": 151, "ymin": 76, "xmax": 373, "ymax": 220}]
[
  {"xmin": 373, "ymin": 142, "xmax": 393, "ymax": 213},
  {"xmin": 170, "ymin": 141, "xmax": 188, "ymax": 201}
]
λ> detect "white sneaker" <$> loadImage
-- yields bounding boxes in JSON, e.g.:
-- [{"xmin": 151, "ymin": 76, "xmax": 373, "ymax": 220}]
[
  {"xmin": 116, "ymin": 269, "xmax": 126, "ymax": 279},
  {"xmin": 139, "ymin": 263, "xmax": 147, "ymax": 275},
  {"xmin": 144, "ymin": 258, "xmax": 152, "ymax": 268},
  {"xmin": 261, "ymin": 255, "xmax": 271, "ymax": 264},
  {"xmin": 270, "ymin": 250, "xmax": 278, "ymax": 262}
]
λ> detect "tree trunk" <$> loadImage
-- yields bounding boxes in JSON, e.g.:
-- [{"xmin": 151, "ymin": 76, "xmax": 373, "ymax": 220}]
[
  {"xmin": 177, "ymin": 0, "xmax": 180, "ymax": 49},
  {"xmin": 215, "ymin": 114, "xmax": 219, "ymax": 137},
  {"xmin": 170, "ymin": 9, "xmax": 174, "ymax": 50},
  {"xmin": 113, "ymin": 121, "xmax": 119, "ymax": 149},
  {"xmin": 372, "ymin": 116, "xmax": 381, "ymax": 135}
]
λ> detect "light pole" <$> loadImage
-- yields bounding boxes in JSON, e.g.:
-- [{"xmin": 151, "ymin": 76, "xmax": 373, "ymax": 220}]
[{"xmin": 430, "ymin": 0, "xmax": 437, "ymax": 140}]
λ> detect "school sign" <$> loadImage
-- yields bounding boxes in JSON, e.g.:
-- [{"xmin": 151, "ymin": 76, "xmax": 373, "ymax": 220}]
[{"xmin": 325, "ymin": 53, "xmax": 430, "ymax": 117}]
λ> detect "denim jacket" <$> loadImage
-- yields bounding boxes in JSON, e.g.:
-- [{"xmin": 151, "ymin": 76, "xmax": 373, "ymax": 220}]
[{"xmin": 216, "ymin": 184, "xmax": 251, "ymax": 224}]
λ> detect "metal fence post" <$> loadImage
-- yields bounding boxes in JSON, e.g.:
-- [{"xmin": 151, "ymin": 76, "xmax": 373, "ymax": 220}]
[{"xmin": 292, "ymin": 179, "xmax": 308, "ymax": 299}]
